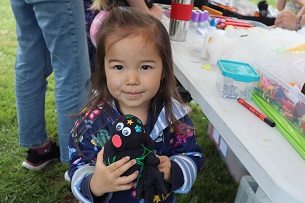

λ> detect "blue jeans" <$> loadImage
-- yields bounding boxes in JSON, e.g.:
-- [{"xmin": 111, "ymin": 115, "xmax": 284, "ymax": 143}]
[{"xmin": 10, "ymin": 0, "xmax": 91, "ymax": 162}]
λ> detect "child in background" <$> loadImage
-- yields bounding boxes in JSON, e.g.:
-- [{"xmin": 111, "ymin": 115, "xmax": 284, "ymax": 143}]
[
  {"xmin": 274, "ymin": 4, "xmax": 305, "ymax": 29},
  {"xmin": 90, "ymin": 0, "xmax": 163, "ymax": 19},
  {"xmin": 84, "ymin": 0, "xmax": 99, "ymax": 72},
  {"xmin": 83, "ymin": 0, "xmax": 162, "ymax": 72},
  {"xmin": 68, "ymin": 6, "xmax": 203, "ymax": 203},
  {"xmin": 276, "ymin": 0, "xmax": 305, "ymax": 15}
]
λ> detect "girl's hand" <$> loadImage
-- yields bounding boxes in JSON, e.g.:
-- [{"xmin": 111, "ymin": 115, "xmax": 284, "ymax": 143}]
[
  {"xmin": 90, "ymin": 148, "xmax": 139, "ymax": 197},
  {"xmin": 149, "ymin": 4, "xmax": 163, "ymax": 20},
  {"xmin": 156, "ymin": 155, "xmax": 172, "ymax": 183}
]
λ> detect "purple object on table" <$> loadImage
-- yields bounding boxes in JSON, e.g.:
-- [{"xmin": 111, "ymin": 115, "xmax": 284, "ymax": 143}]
[{"xmin": 191, "ymin": 10, "xmax": 200, "ymax": 22}]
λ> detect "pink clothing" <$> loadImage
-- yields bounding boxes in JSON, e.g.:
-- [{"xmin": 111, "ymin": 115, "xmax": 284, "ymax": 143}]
[{"xmin": 90, "ymin": 10, "xmax": 109, "ymax": 47}]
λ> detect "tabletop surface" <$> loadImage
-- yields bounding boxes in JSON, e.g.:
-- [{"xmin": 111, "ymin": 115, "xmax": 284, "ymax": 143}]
[{"xmin": 161, "ymin": 11, "xmax": 305, "ymax": 203}]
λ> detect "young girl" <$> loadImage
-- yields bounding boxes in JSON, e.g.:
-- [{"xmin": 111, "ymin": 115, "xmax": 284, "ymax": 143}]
[
  {"xmin": 68, "ymin": 7, "xmax": 203, "ymax": 203},
  {"xmin": 88, "ymin": 0, "xmax": 192, "ymax": 103}
]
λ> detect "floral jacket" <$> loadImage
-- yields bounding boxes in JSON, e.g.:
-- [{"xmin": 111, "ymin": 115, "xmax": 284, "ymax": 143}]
[{"xmin": 68, "ymin": 99, "xmax": 203, "ymax": 203}]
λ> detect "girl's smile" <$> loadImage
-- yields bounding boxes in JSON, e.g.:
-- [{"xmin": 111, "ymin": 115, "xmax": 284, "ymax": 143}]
[
  {"xmin": 123, "ymin": 91, "xmax": 143, "ymax": 99},
  {"xmin": 104, "ymin": 35, "xmax": 163, "ymax": 115}
]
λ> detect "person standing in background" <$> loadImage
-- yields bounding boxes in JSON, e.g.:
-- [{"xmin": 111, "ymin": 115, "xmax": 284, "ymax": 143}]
[
  {"xmin": 84, "ymin": 0, "xmax": 99, "ymax": 72},
  {"xmin": 89, "ymin": 0, "xmax": 163, "ymax": 20},
  {"xmin": 10, "ymin": 0, "xmax": 91, "ymax": 170},
  {"xmin": 276, "ymin": 0, "xmax": 305, "ymax": 15},
  {"xmin": 274, "ymin": 4, "xmax": 305, "ymax": 29},
  {"xmin": 84, "ymin": 0, "xmax": 163, "ymax": 74}
]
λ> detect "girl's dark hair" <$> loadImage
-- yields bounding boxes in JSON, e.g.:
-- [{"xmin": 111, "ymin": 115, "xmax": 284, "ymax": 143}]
[{"xmin": 83, "ymin": 6, "xmax": 183, "ymax": 128}]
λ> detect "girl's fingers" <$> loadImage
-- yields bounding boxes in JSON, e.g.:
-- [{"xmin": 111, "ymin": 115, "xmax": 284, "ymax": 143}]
[
  {"xmin": 97, "ymin": 148, "xmax": 137, "ymax": 176},
  {"xmin": 104, "ymin": 155, "xmax": 135, "ymax": 175},
  {"xmin": 117, "ymin": 170, "xmax": 139, "ymax": 187},
  {"xmin": 97, "ymin": 148, "xmax": 133, "ymax": 172},
  {"xmin": 96, "ymin": 147, "xmax": 106, "ymax": 167},
  {"xmin": 114, "ymin": 182, "xmax": 134, "ymax": 192},
  {"xmin": 113, "ymin": 158, "xmax": 136, "ymax": 176}
]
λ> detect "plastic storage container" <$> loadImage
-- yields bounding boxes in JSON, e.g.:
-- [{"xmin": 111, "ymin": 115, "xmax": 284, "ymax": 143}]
[
  {"xmin": 216, "ymin": 59, "xmax": 260, "ymax": 100},
  {"xmin": 235, "ymin": 176, "xmax": 271, "ymax": 203},
  {"xmin": 254, "ymin": 60, "xmax": 305, "ymax": 138}
]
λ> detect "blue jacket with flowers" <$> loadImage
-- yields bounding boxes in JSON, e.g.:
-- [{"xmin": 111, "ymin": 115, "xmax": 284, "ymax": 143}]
[{"xmin": 68, "ymin": 99, "xmax": 203, "ymax": 203}]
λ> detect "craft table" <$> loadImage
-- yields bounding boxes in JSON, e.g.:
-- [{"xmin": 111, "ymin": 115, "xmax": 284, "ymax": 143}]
[{"xmin": 161, "ymin": 13, "xmax": 305, "ymax": 203}]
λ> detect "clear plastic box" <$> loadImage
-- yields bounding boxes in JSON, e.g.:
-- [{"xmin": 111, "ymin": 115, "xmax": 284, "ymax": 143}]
[
  {"xmin": 254, "ymin": 60, "xmax": 305, "ymax": 138},
  {"xmin": 234, "ymin": 175, "xmax": 271, "ymax": 203},
  {"xmin": 216, "ymin": 59, "xmax": 260, "ymax": 100}
]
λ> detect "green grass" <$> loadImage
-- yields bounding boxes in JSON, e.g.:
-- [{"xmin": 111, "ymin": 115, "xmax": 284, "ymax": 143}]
[
  {"xmin": 0, "ymin": 1, "xmax": 72, "ymax": 202},
  {"xmin": 250, "ymin": 0, "xmax": 276, "ymax": 8},
  {"xmin": 177, "ymin": 109, "xmax": 239, "ymax": 203},
  {"xmin": 263, "ymin": 0, "xmax": 276, "ymax": 8},
  {"xmin": 0, "ymin": 0, "xmax": 248, "ymax": 202},
  {"xmin": 267, "ymin": 0, "xmax": 276, "ymax": 8}
]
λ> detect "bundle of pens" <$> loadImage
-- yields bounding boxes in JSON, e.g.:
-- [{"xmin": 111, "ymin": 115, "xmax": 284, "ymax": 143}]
[{"xmin": 211, "ymin": 15, "xmax": 255, "ymax": 29}]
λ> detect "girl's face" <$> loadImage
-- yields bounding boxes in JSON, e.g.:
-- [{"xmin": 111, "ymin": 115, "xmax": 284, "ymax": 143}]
[{"xmin": 104, "ymin": 35, "xmax": 163, "ymax": 113}]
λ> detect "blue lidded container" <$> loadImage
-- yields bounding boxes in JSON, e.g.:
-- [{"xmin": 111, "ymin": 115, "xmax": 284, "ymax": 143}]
[{"xmin": 216, "ymin": 59, "xmax": 260, "ymax": 100}]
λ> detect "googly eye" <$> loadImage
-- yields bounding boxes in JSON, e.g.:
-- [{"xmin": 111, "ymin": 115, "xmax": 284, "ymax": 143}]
[
  {"xmin": 116, "ymin": 122, "xmax": 124, "ymax": 131},
  {"xmin": 122, "ymin": 127, "xmax": 131, "ymax": 136}
]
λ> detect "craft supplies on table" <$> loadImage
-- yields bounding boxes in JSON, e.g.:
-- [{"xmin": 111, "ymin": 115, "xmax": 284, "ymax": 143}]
[
  {"xmin": 216, "ymin": 59, "xmax": 260, "ymax": 100},
  {"xmin": 254, "ymin": 61, "xmax": 305, "ymax": 138},
  {"xmin": 252, "ymin": 92, "xmax": 305, "ymax": 159}
]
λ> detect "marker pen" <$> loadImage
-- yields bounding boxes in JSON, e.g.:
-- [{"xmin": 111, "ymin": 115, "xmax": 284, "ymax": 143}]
[{"xmin": 237, "ymin": 97, "xmax": 275, "ymax": 127}]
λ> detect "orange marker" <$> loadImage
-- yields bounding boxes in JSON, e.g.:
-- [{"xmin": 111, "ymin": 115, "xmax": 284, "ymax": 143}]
[{"xmin": 237, "ymin": 97, "xmax": 275, "ymax": 127}]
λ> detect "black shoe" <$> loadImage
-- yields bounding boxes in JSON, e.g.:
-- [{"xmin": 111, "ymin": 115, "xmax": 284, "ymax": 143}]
[{"xmin": 22, "ymin": 141, "xmax": 60, "ymax": 170}]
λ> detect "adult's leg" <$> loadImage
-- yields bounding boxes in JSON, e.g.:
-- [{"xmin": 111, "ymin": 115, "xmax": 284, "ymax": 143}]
[
  {"xmin": 10, "ymin": 0, "xmax": 52, "ymax": 148},
  {"xmin": 32, "ymin": 0, "xmax": 91, "ymax": 162}
]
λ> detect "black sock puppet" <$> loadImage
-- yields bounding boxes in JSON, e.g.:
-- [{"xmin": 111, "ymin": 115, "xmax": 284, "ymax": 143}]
[{"xmin": 103, "ymin": 114, "xmax": 168, "ymax": 202}]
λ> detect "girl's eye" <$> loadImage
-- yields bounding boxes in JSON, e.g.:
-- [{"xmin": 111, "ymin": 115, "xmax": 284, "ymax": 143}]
[
  {"xmin": 122, "ymin": 127, "xmax": 131, "ymax": 136},
  {"xmin": 114, "ymin": 65, "xmax": 124, "ymax": 70},
  {"xmin": 141, "ymin": 65, "xmax": 152, "ymax": 70}
]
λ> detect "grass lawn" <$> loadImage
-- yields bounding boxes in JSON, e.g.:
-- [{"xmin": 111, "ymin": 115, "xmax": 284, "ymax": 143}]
[{"xmin": 0, "ymin": 0, "xmax": 275, "ymax": 202}]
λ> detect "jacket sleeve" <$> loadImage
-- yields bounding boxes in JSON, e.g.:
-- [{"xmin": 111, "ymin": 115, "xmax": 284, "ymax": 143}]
[
  {"xmin": 68, "ymin": 114, "xmax": 112, "ymax": 202},
  {"xmin": 169, "ymin": 115, "xmax": 204, "ymax": 194},
  {"xmin": 71, "ymin": 166, "xmax": 112, "ymax": 203}
]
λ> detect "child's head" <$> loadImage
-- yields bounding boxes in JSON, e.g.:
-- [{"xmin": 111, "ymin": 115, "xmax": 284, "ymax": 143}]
[
  {"xmin": 91, "ymin": 0, "xmax": 129, "ymax": 11},
  {"xmin": 91, "ymin": 6, "xmax": 181, "ymax": 117},
  {"xmin": 90, "ymin": 0, "xmax": 153, "ymax": 11}
]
